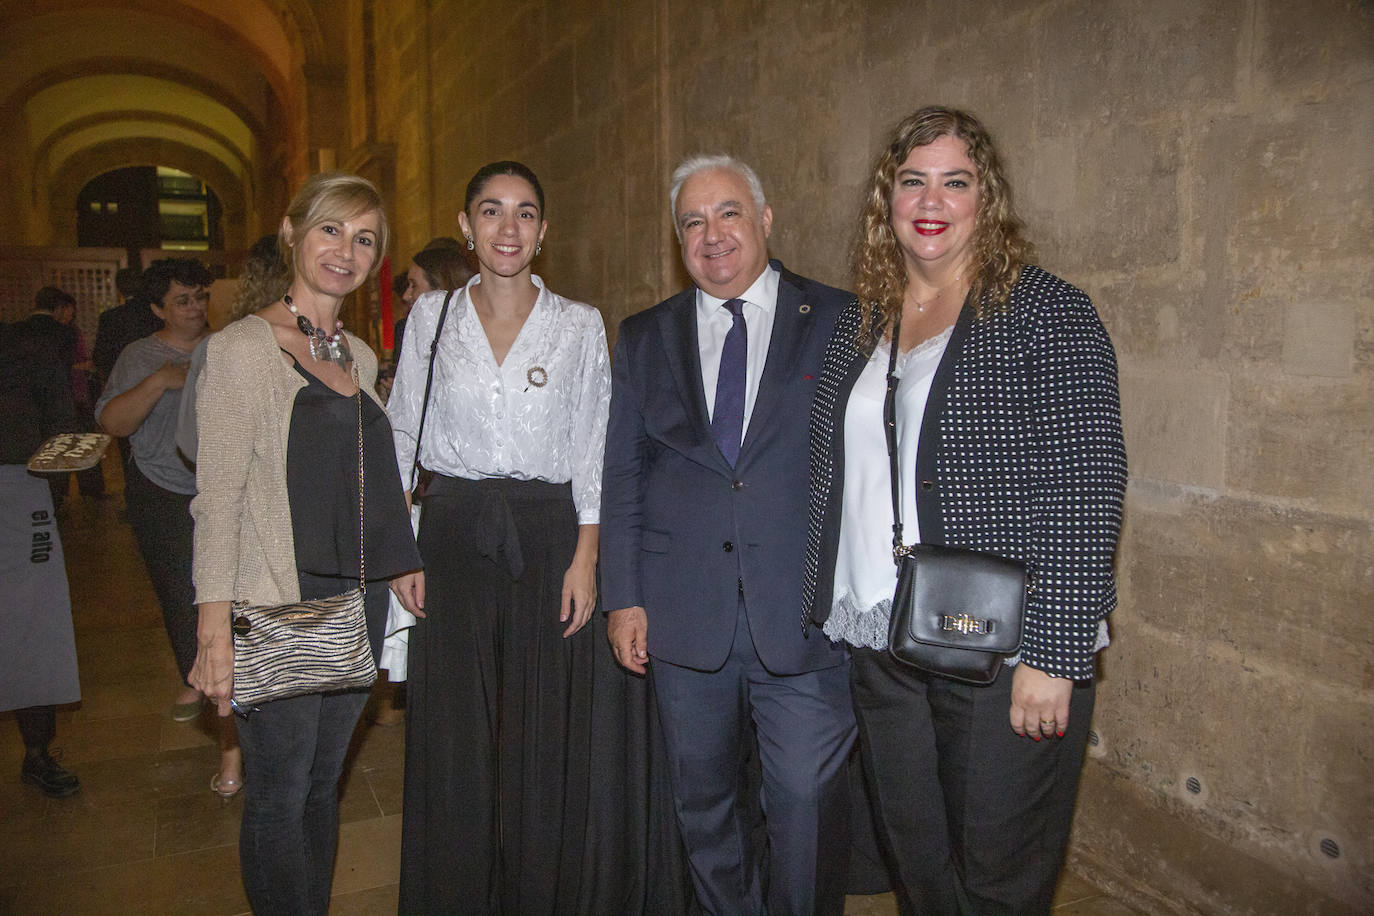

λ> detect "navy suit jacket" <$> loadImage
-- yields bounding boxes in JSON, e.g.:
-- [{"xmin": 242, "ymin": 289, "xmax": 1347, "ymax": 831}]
[{"xmin": 601, "ymin": 261, "xmax": 851, "ymax": 675}]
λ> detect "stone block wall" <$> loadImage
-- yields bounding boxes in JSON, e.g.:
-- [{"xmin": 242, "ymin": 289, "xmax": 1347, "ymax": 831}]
[{"xmin": 350, "ymin": 1, "xmax": 1373, "ymax": 911}]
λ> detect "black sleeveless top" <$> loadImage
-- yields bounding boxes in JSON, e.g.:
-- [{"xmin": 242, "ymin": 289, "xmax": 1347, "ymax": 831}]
[{"xmin": 285, "ymin": 357, "xmax": 420, "ymax": 601}]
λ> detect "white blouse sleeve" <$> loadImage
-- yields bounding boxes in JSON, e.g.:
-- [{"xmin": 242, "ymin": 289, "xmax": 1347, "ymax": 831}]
[{"xmin": 568, "ymin": 306, "xmax": 611, "ymax": 525}]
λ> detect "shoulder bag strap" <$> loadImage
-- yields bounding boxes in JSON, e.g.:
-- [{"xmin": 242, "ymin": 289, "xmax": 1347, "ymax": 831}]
[
  {"xmin": 353, "ymin": 364, "xmax": 366, "ymax": 592},
  {"xmin": 408, "ymin": 288, "xmax": 457, "ymax": 491},
  {"xmin": 883, "ymin": 315, "xmax": 908, "ymax": 560}
]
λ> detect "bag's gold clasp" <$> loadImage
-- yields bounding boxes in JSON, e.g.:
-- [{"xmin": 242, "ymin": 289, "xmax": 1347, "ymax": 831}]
[{"xmin": 941, "ymin": 614, "xmax": 993, "ymax": 636}]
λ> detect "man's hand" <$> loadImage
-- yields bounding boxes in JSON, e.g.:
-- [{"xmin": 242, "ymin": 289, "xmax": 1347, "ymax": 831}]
[{"xmin": 607, "ymin": 606, "xmax": 649, "ymax": 674}]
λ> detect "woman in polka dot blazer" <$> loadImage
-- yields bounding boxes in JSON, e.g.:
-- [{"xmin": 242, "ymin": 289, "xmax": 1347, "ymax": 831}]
[{"xmin": 803, "ymin": 107, "xmax": 1127, "ymax": 914}]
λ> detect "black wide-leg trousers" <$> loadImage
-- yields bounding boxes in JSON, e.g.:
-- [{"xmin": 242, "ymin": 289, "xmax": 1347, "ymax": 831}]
[
  {"xmin": 850, "ymin": 650, "xmax": 1095, "ymax": 916},
  {"xmin": 400, "ymin": 477, "xmax": 593, "ymax": 915}
]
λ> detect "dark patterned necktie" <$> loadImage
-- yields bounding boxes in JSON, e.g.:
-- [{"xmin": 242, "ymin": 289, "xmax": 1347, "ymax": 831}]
[{"xmin": 711, "ymin": 298, "xmax": 747, "ymax": 466}]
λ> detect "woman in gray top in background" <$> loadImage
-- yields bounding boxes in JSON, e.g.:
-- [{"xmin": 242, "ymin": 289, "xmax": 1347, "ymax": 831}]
[{"xmin": 96, "ymin": 256, "xmax": 244, "ymax": 799}]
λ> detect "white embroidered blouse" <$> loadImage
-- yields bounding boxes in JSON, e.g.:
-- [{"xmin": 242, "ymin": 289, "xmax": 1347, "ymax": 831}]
[{"xmin": 387, "ymin": 275, "xmax": 611, "ymax": 524}]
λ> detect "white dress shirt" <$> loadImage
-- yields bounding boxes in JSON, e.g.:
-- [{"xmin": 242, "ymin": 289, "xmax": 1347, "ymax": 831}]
[
  {"xmin": 696, "ymin": 264, "xmax": 780, "ymax": 437},
  {"xmin": 388, "ymin": 274, "xmax": 611, "ymax": 524}
]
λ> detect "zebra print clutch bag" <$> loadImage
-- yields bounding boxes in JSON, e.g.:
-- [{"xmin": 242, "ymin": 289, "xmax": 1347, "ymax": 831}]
[{"xmin": 230, "ymin": 589, "xmax": 376, "ymax": 710}]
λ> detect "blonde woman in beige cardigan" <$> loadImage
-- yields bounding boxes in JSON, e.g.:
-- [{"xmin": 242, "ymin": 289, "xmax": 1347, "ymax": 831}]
[{"xmin": 189, "ymin": 173, "xmax": 423, "ymax": 915}]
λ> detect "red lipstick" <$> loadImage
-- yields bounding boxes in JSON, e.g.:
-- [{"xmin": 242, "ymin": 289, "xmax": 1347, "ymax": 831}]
[{"xmin": 914, "ymin": 220, "xmax": 949, "ymax": 236}]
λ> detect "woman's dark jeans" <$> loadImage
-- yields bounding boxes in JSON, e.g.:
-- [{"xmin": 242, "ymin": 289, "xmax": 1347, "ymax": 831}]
[
  {"xmin": 123, "ymin": 458, "xmax": 197, "ymax": 682},
  {"xmin": 235, "ymin": 689, "xmax": 369, "ymax": 915}
]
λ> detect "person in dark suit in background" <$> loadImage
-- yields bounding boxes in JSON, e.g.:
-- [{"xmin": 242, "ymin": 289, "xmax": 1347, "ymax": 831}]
[
  {"xmin": 1, "ymin": 293, "xmax": 78, "ymax": 459},
  {"xmin": 16, "ymin": 288, "xmax": 84, "ymax": 509},
  {"xmin": 601, "ymin": 155, "xmax": 856, "ymax": 915},
  {"xmin": 0, "ymin": 291, "xmax": 83, "ymax": 798},
  {"xmin": 95, "ymin": 267, "xmax": 159, "ymax": 472},
  {"xmin": 94, "ymin": 267, "xmax": 158, "ymax": 383},
  {"xmin": 18, "ymin": 287, "xmax": 79, "ymax": 377},
  {"xmin": 53, "ymin": 291, "xmax": 107, "ymax": 500}
]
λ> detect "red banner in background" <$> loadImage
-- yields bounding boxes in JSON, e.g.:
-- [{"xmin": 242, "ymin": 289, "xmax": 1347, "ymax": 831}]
[{"xmin": 380, "ymin": 255, "xmax": 394, "ymax": 350}]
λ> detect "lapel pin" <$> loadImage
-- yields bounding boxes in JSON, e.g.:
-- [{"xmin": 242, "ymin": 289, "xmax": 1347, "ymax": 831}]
[
  {"xmin": 799, "ymin": 303, "xmax": 812, "ymax": 314},
  {"xmin": 526, "ymin": 366, "xmax": 548, "ymax": 388}
]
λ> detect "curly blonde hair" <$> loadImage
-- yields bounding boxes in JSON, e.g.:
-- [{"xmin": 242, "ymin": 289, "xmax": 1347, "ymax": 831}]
[
  {"xmin": 854, "ymin": 106, "xmax": 1032, "ymax": 341},
  {"xmin": 228, "ymin": 235, "xmax": 288, "ymax": 321}
]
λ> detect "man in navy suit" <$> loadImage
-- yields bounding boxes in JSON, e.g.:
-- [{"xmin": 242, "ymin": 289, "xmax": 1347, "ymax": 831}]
[{"xmin": 602, "ymin": 156, "xmax": 856, "ymax": 915}]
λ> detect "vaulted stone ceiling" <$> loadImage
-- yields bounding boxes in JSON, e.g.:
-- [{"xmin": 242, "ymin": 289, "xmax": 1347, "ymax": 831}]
[{"xmin": 0, "ymin": 0, "xmax": 341, "ymax": 248}]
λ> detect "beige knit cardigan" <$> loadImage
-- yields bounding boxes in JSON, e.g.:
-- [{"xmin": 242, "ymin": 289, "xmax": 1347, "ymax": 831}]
[{"xmin": 190, "ymin": 314, "xmax": 382, "ymax": 607}]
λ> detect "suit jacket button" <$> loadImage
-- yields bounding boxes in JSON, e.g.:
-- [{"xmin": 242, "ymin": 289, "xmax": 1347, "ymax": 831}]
[
  {"xmin": 722, "ymin": 541, "xmax": 733, "ymax": 552},
  {"xmin": 731, "ymin": 479, "xmax": 743, "ymax": 490}
]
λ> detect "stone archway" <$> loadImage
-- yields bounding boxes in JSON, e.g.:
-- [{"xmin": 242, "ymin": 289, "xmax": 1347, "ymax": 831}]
[
  {"xmin": 50, "ymin": 139, "xmax": 249, "ymax": 249},
  {"xmin": 0, "ymin": 0, "xmax": 345, "ymax": 247}
]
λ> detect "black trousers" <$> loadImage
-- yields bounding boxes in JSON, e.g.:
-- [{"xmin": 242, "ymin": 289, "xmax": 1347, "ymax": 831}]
[
  {"xmin": 401, "ymin": 475, "xmax": 696, "ymax": 915},
  {"xmin": 14, "ymin": 705, "xmax": 56, "ymax": 751},
  {"xmin": 236, "ymin": 688, "xmax": 370, "ymax": 916},
  {"xmin": 850, "ymin": 650, "xmax": 1094, "ymax": 916},
  {"xmin": 401, "ymin": 477, "xmax": 594, "ymax": 915},
  {"xmin": 123, "ymin": 458, "xmax": 197, "ymax": 683}
]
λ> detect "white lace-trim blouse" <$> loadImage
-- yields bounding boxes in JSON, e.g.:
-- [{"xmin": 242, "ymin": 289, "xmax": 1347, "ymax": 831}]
[
  {"xmin": 823, "ymin": 326, "xmax": 953, "ymax": 649},
  {"xmin": 387, "ymin": 274, "xmax": 611, "ymax": 525}
]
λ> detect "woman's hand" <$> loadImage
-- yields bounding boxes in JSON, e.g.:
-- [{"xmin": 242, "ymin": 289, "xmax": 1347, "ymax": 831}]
[
  {"xmin": 560, "ymin": 524, "xmax": 599, "ymax": 638},
  {"xmin": 390, "ymin": 570, "xmax": 426, "ymax": 618},
  {"xmin": 155, "ymin": 360, "xmax": 190, "ymax": 391},
  {"xmin": 189, "ymin": 601, "xmax": 235, "ymax": 717},
  {"xmin": 560, "ymin": 558, "xmax": 597, "ymax": 637},
  {"xmin": 1009, "ymin": 663, "xmax": 1073, "ymax": 740},
  {"xmin": 98, "ymin": 361, "xmax": 190, "ymax": 437}
]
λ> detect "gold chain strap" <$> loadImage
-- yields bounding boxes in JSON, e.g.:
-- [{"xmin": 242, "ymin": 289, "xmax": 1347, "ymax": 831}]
[{"xmin": 354, "ymin": 365, "xmax": 365, "ymax": 593}]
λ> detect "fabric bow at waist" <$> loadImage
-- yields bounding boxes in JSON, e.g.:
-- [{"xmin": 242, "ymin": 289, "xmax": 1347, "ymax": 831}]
[{"xmin": 421, "ymin": 474, "xmax": 573, "ymax": 580}]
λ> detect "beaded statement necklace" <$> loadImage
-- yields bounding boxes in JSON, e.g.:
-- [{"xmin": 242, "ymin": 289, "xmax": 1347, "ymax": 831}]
[{"xmin": 284, "ymin": 294, "xmax": 352, "ymax": 369}]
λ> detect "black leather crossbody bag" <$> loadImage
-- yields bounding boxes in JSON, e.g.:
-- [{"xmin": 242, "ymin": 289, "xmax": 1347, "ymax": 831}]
[{"xmin": 883, "ymin": 317, "xmax": 1027, "ymax": 685}]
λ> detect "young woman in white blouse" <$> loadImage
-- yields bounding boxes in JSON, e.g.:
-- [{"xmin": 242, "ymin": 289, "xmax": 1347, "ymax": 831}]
[{"xmin": 388, "ymin": 161, "xmax": 614, "ymax": 914}]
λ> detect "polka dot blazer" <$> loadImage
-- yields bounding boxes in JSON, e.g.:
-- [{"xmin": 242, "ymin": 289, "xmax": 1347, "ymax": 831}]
[{"xmin": 803, "ymin": 266, "xmax": 1127, "ymax": 680}]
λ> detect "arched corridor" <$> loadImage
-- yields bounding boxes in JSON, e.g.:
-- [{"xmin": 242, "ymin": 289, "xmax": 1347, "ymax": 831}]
[{"xmin": 0, "ymin": 0, "xmax": 327, "ymax": 251}]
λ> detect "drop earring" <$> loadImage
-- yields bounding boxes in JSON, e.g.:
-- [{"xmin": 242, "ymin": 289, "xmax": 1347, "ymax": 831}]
[
  {"xmin": 535, "ymin": 244, "xmax": 542, "ymax": 255},
  {"xmin": 465, "ymin": 237, "xmax": 474, "ymax": 250}
]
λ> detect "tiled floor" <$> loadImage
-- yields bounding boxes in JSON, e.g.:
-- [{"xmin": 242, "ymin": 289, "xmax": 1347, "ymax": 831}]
[{"xmin": 0, "ymin": 455, "xmax": 1138, "ymax": 915}]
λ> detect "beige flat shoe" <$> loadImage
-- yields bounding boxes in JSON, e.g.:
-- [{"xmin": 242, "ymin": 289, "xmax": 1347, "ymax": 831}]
[
  {"xmin": 211, "ymin": 772, "xmax": 244, "ymax": 799},
  {"xmin": 171, "ymin": 699, "xmax": 202, "ymax": 722}
]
